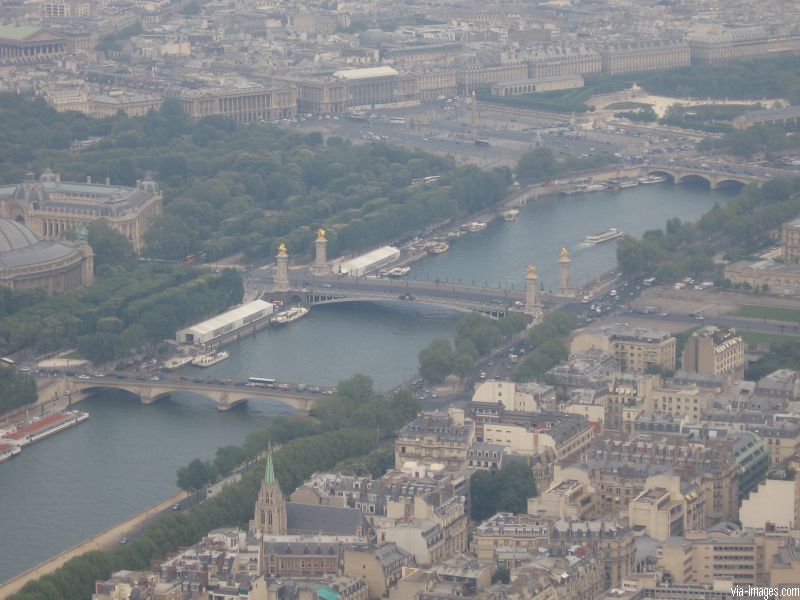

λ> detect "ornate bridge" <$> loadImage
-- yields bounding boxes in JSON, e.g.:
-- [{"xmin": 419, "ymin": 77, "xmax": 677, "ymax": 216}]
[
  {"xmin": 49, "ymin": 376, "xmax": 320, "ymax": 412},
  {"xmin": 292, "ymin": 276, "xmax": 530, "ymax": 318},
  {"xmin": 643, "ymin": 166, "xmax": 763, "ymax": 190}
]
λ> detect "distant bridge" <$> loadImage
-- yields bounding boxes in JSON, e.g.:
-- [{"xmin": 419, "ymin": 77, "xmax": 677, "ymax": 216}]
[
  {"xmin": 293, "ymin": 276, "xmax": 531, "ymax": 317},
  {"xmin": 643, "ymin": 165, "xmax": 763, "ymax": 190},
  {"xmin": 49, "ymin": 376, "xmax": 321, "ymax": 412}
]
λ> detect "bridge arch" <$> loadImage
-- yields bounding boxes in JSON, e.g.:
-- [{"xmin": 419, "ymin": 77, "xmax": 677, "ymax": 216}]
[
  {"xmin": 69, "ymin": 382, "xmax": 306, "ymax": 412},
  {"xmin": 647, "ymin": 170, "xmax": 675, "ymax": 184},
  {"xmin": 677, "ymin": 174, "xmax": 712, "ymax": 189},
  {"xmin": 714, "ymin": 179, "xmax": 747, "ymax": 191}
]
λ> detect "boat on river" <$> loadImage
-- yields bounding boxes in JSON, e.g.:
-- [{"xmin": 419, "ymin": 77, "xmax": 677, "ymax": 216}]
[
  {"xmin": 270, "ymin": 306, "xmax": 309, "ymax": 325},
  {"xmin": 427, "ymin": 241, "xmax": 449, "ymax": 255},
  {"xmin": 192, "ymin": 351, "xmax": 229, "ymax": 368},
  {"xmin": 0, "ymin": 410, "xmax": 89, "ymax": 448},
  {"xmin": 585, "ymin": 228, "xmax": 624, "ymax": 245},
  {"xmin": 462, "ymin": 221, "xmax": 487, "ymax": 232},
  {"xmin": 638, "ymin": 175, "xmax": 666, "ymax": 185},
  {"xmin": 163, "ymin": 355, "xmax": 194, "ymax": 370},
  {"xmin": 501, "ymin": 209, "xmax": 519, "ymax": 221},
  {"xmin": 0, "ymin": 443, "xmax": 21, "ymax": 462}
]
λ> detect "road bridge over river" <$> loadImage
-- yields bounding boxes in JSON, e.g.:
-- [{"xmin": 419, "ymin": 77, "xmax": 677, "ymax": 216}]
[
  {"xmin": 291, "ymin": 275, "xmax": 531, "ymax": 317},
  {"xmin": 643, "ymin": 165, "xmax": 762, "ymax": 189},
  {"xmin": 44, "ymin": 376, "xmax": 322, "ymax": 412}
]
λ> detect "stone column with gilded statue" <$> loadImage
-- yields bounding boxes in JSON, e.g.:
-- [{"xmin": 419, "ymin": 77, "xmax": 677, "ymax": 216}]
[
  {"xmin": 525, "ymin": 264, "xmax": 542, "ymax": 320},
  {"xmin": 275, "ymin": 242, "xmax": 290, "ymax": 292},
  {"xmin": 558, "ymin": 247, "xmax": 575, "ymax": 297},
  {"xmin": 313, "ymin": 228, "xmax": 328, "ymax": 276}
]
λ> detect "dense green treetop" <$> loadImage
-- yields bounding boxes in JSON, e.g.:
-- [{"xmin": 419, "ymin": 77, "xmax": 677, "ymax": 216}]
[
  {"xmin": 471, "ymin": 461, "xmax": 538, "ymax": 520},
  {"xmin": 0, "ymin": 94, "xmax": 510, "ymax": 263},
  {"xmin": 0, "ymin": 367, "xmax": 37, "ymax": 414}
]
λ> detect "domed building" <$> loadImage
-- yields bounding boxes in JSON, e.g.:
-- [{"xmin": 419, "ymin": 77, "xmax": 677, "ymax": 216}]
[
  {"xmin": 0, "ymin": 169, "xmax": 162, "ymax": 252},
  {"xmin": 0, "ymin": 219, "xmax": 93, "ymax": 292}
]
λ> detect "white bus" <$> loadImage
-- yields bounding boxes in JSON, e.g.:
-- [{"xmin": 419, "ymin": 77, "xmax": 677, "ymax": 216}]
[{"xmin": 248, "ymin": 377, "xmax": 276, "ymax": 387}]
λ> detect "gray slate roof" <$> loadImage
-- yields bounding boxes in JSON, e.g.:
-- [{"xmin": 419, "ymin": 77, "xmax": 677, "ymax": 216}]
[{"xmin": 286, "ymin": 502, "xmax": 368, "ymax": 537}]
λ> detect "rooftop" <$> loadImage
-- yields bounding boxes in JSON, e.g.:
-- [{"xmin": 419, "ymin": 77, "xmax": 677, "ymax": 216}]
[{"xmin": 0, "ymin": 25, "xmax": 43, "ymax": 41}]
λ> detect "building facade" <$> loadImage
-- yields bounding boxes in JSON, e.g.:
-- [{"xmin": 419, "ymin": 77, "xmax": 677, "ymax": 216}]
[
  {"xmin": 0, "ymin": 218, "xmax": 93, "ymax": 292},
  {"xmin": 681, "ymin": 326, "xmax": 746, "ymax": 378},
  {"xmin": 173, "ymin": 83, "xmax": 297, "ymax": 123},
  {"xmin": 0, "ymin": 170, "xmax": 162, "ymax": 252}
]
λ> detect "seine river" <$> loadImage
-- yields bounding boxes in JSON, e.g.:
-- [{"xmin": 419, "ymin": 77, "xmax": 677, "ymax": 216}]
[{"xmin": 0, "ymin": 182, "xmax": 732, "ymax": 583}]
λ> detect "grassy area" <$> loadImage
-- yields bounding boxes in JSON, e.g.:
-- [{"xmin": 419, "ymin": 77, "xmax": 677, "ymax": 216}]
[
  {"xmin": 735, "ymin": 305, "xmax": 800, "ymax": 323},
  {"xmin": 477, "ymin": 75, "xmax": 635, "ymax": 113},
  {"xmin": 740, "ymin": 331, "xmax": 797, "ymax": 345},
  {"xmin": 606, "ymin": 102, "xmax": 652, "ymax": 110}
]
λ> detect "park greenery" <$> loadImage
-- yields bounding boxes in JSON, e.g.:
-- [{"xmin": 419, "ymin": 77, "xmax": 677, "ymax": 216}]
[
  {"xmin": 698, "ymin": 123, "xmax": 800, "ymax": 158},
  {"xmin": 0, "ymin": 264, "xmax": 244, "ymax": 362},
  {"xmin": 470, "ymin": 461, "xmax": 538, "ymax": 520},
  {"xmin": 515, "ymin": 146, "xmax": 620, "ymax": 184},
  {"xmin": 12, "ymin": 374, "xmax": 416, "ymax": 600},
  {"xmin": 514, "ymin": 311, "xmax": 579, "ymax": 382},
  {"xmin": 333, "ymin": 446, "xmax": 396, "ymax": 478},
  {"xmin": 658, "ymin": 104, "xmax": 754, "ymax": 133},
  {"xmin": 0, "ymin": 367, "xmax": 37, "ymax": 414},
  {"xmin": 614, "ymin": 106, "xmax": 658, "ymax": 123},
  {"xmin": 479, "ymin": 56, "xmax": 800, "ymax": 115},
  {"xmin": 616, "ymin": 176, "xmax": 800, "ymax": 283},
  {"xmin": 630, "ymin": 56, "xmax": 800, "ymax": 104},
  {"xmin": 745, "ymin": 338, "xmax": 800, "ymax": 381},
  {"xmin": 0, "ymin": 94, "xmax": 511, "ymax": 264},
  {"xmin": 418, "ymin": 313, "xmax": 527, "ymax": 383}
]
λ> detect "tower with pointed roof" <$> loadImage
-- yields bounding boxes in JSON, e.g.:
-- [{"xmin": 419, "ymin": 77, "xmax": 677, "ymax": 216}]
[{"xmin": 251, "ymin": 443, "xmax": 287, "ymax": 536}]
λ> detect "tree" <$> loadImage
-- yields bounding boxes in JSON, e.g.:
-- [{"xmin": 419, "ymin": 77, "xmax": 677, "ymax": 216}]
[
  {"xmin": 418, "ymin": 339, "xmax": 455, "ymax": 383},
  {"xmin": 471, "ymin": 461, "xmax": 538, "ymax": 520},
  {"xmin": 87, "ymin": 220, "xmax": 134, "ymax": 272},
  {"xmin": 176, "ymin": 459, "xmax": 215, "ymax": 495},
  {"xmin": 516, "ymin": 147, "xmax": 561, "ymax": 183}
]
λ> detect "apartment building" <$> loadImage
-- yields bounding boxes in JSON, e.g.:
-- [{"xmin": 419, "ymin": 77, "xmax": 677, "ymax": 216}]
[
  {"xmin": 527, "ymin": 479, "xmax": 599, "ymax": 520},
  {"xmin": 473, "ymin": 513, "xmax": 550, "ymax": 560},
  {"xmin": 681, "ymin": 326, "xmax": 746, "ymax": 378},
  {"xmin": 395, "ymin": 409, "xmax": 475, "ymax": 470},
  {"xmin": 571, "ymin": 325, "xmax": 676, "ymax": 374}
]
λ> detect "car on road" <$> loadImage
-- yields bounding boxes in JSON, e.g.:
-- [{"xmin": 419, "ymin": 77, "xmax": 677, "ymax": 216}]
[{"xmin": 149, "ymin": 376, "xmax": 161, "ymax": 381}]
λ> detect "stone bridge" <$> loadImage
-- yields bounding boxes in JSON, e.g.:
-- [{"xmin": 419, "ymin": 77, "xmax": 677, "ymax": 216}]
[
  {"xmin": 51, "ymin": 377, "xmax": 319, "ymax": 412},
  {"xmin": 294, "ymin": 276, "xmax": 531, "ymax": 318},
  {"xmin": 643, "ymin": 166, "xmax": 762, "ymax": 190}
]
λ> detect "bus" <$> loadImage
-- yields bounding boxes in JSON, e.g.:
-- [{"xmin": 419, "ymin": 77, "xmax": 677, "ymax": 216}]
[
  {"xmin": 643, "ymin": 277, "xmax": 657, "ymax": 286},
  {"xmin": 248, "ymin": 377, "xmax": 276, "ymax": 387},
  {"xmin": 475, "ymin": 139, "xmax": 490, "ymax": 148}
]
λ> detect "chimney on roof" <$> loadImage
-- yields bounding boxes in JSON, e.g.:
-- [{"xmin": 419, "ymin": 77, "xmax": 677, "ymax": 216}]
[
  {"xmin": 86, "ymin": 176, "xmax": 91, "ymax": 183},
  {"xmin": 105, "ymin": 177, "xmax": 110, "ymax": 185}
]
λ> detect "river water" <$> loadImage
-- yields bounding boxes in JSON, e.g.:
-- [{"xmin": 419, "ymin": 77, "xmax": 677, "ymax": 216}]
[{"xmin": 0, "ymin": 183, "xmax": 733, "ymax": 583}]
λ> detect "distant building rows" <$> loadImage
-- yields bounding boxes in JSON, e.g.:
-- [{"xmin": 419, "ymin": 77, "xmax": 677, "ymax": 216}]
[{"xmin": 3, "ymin": 19, "xmax": 800, "ymax": 121}]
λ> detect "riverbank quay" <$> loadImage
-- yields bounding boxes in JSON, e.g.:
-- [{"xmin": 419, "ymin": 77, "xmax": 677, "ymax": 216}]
[
  {"xmin": 0, "ymin": 488, "xmax": 185, "ymax": 599},
  {"xmin": 0, "ymin": 378, "xmax": 68, "ymax": 427}
]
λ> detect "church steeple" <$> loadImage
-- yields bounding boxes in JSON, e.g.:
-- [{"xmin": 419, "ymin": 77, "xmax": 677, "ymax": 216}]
[
  {"xmin": 251, "ymin": 441, "xmax": 287, "ymax": 536},
  {"xmin": 264, "ymin": 441, "xmax": 276, "ymax": 484}
]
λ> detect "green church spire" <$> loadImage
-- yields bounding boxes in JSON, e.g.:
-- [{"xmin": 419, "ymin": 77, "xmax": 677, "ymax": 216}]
[{"xmin": 264, "ymin": 441, "xmax": 275, "ymax": 485}]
